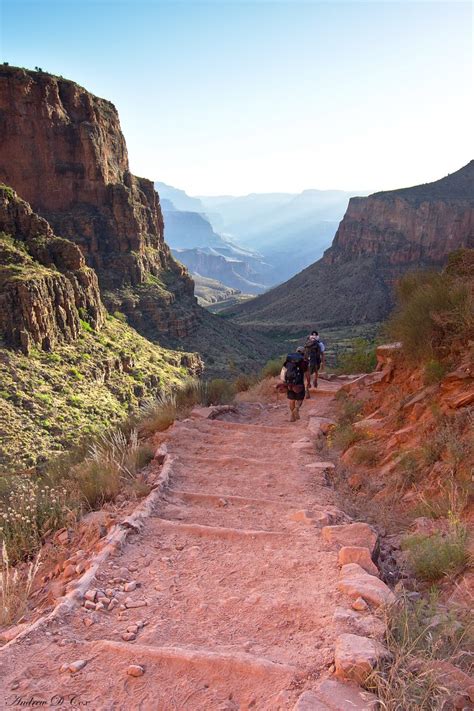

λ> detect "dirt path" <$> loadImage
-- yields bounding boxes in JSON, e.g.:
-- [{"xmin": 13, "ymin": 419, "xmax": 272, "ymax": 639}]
[{"xmin": 0, "ymin": 382, "xmax": 349, "ymax": 710}]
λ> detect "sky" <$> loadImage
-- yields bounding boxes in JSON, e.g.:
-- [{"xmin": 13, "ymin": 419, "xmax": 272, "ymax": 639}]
[{"xmin": 1, "ymin": 0, "xmax": 473, "ymax": 196}]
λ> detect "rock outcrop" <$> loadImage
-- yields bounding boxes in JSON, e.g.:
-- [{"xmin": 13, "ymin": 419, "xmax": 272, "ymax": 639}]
[
  {"xmin": 0, "ymin": 65, "xmax": 197, "ymax": 339},
  {"xmin": 226, "ymin": 162, "xmax": 474, "ymax": 330},
  {"xmin": 0, "ymin": 185, "xmax": 105, "ymax": 353}
]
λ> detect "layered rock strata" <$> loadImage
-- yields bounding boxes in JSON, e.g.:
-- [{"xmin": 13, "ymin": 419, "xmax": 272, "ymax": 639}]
[
  {"xmin": 0, "ymin": 66, "xmax": 197, "ymax": 338},
  {"xmin": 0, "ymin": 186, "xmax": 105, "ymax": 353}
]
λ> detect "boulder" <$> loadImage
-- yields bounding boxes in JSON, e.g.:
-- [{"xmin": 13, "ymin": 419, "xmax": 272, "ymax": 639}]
[
  {"xmin": 322, "ymin": 523, "xmax": 378, "ymax": 555},
  {"xmin": 338, "ymin": 547, "xmax": 379, "ymax": 576},
  {"xmin": 335, "ymin": 633, "xmax": 390, "ymax": 684},
  {"xmin": 338, "ymin": 564, "xmax": 395, "ymax": 607}
]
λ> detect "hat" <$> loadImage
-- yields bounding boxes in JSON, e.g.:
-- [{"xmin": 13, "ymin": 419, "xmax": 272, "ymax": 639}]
[{"xmin": 296, "ymin": 346, "xmax": 304, "ymax": 354}]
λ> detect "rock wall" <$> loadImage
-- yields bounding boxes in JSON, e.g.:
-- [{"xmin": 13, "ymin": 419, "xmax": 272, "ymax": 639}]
[
  {"xmin": 325, "ymin": 191, "xmax": 474, "ymax": 275},
  {"xmin": 0, "ymin": 186, "xmax": 105, "ymax": 353},
  {"xmin": 0, "ymin": 66, "xmax": 198, "ymax": 338}
]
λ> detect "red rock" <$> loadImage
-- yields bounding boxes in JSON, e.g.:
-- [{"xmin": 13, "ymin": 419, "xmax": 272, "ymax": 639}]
[
  {"xmin": 322, "ymin": 523, "xmax": 378, "ymax": 554},
  {"xmin": 335, "ymin": 633, "xmax": 390, "ymax": 684},
  {"xmin": 338, "ymin": 547, "xmax": 379, "ymax": 577},
  {"xmin": 338, "ymin": 563, "xmax": 395, "ymax": 607}
]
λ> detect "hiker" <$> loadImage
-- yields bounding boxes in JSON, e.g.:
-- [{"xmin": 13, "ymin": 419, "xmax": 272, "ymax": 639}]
[
  {"xmin": 280, "ymin": 347, "xmax": 307, "ymax": 421},
  {"xmin": 304, "ymin": 330, "xmax": 325, "ymax": 396}
]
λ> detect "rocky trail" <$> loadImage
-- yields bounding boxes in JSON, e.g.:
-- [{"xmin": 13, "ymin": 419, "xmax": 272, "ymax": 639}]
[{"xmin": 0, "ymin": 380, "xmax": 383, "ymax": 710}]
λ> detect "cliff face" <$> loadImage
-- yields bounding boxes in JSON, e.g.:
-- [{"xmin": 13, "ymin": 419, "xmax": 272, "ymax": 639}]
[
  {"xmin": 228, "ymin": 162, "xmax": 474, "ymax": 330},
  {"xmin": 0, "ymin": 66, "xmax": 197, "ymax": 338},
  {"xmin": 326, "ymin": 169, "xmax": 474, "ymax": 272},
  {"xmin": 0, "ymin": 186, "xmax": 105, "ymax": 353}
]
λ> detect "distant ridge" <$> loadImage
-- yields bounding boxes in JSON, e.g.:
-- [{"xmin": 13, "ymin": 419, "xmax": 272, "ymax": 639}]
[{"xmin": 225, "ymin": 162, "xmax": 474, "ymax": 332}]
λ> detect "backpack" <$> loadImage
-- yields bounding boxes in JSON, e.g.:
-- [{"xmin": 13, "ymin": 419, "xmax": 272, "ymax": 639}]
[
  {"xmin": 285, "ymin": 353, "xmax": 305, "ymax": 385},
  {"xmin": 305, "ymin": 338, "xmax": 321, "ymax": 363}
]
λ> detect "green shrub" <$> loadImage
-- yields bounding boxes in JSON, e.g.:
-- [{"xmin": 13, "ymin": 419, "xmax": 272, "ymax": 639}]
[
  {"xmin": 423, "ymin": 359, "xmax": 447, "ymax": 385},
  {"xmin": 351, "ymin": 444, "xmax": 379, "ymax": 466},
  {"xmin": 335, "ymin": 391, "xmax": 363, "ymax": 426},
  {"xmin": 113, "ymin": 311, "xmax": 128, "ymax": 323},
  {"xmin": 336, "ymin": 338, "xmax": 377, "ymax": 374},
  {"xmin": 202, "ymin": 378, "xmax": 236, "ymax": 406},
  {"xmin": 332, "ymin": 423, "xmax": 365, "ymax": 450},
  {"xmin": 78, "ymin": 458, "xmax": 121, "ymax": 509},
  {"xmin": 388, "ymin": 263, "xmax": 474, "ymax": 362},
  {"xmin": 234, "ymin": 374, "xmax": 255, "ymax": 392},
  {"xmin": 398, "ymin": 450, "xmax": 422, "ymax": 485},
  {"xmin": 402, "ymin": 526, "xmax": 469, "ymax": 581},
  {"xmin": 260, "ymin": 358, "xmax": 282, "ymax": 379}
]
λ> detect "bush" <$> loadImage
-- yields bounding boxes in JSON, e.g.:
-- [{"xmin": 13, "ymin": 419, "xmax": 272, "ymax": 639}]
[
  {"xmin": 0, "ymin": 478, "xmax": 71, "ymax": 563},
  {"xmin": 234, "ymin": 374, "xmax": 255, "ymax": 392},
  {"xmin": 77, "ymin": 458, "xmax": 121, "ymax": 509},
  {"xmin": 331, "ymin": 423, "xmax": 365, "ymax": 450},
  {"xmin": 397, "ymin": 450, "xmax": 422, "ymax": 486},
  {"xmin": 388, "ymin": 260, "xmax": 474, "ymax": 363},
  {"xmin": 423, "ymin": 359, "xmax": 447, "ymax": 385},
  {"xmin": 351, "ymin": 444, "xmax": 379, "ymax": 466},
  {"xmin": 336, "ymin": 338, "xmax": 377, "ymax": 374},
  {"xmin": 260, "ymin": 358, "xmax": 282, "ymax": 379},
  {"xmin": 201, "ymin": 378, "xmax": 236, "ymax": 406},
  {"xmin": 402, "ymin": 524, "xmax": 469, "ymax": 582},
  {"xmin": 335, "ymin": 391, "xmax": 363, "ymax": 426}
]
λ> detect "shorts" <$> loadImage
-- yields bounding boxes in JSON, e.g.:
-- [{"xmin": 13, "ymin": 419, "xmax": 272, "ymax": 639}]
[
  {"xmin": 309, "ymin": 361, "xmax": 321, "ymax": 374},
  {"xmin": 287, "ymin": 384, "xmax": 305, "ymax": 401}
]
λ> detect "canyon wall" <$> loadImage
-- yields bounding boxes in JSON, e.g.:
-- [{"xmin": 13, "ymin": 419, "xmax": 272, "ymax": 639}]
[
  {"xmin": 228, "ymin": 162, "xmax": 474, "ymax": 330},
  {"xmin": 0, "ymin": 186, "xmax": 105, "ymax": 353},
  {"xmin": 0, "ymin": 65, "xmax": 198, "ymax": 338}
]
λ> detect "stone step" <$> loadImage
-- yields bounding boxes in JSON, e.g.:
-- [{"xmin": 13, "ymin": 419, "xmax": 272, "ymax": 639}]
[
  {"xmin": 166, "ymin": 488, "xmax": 308, "ymax": 509},
  {"xmin": 152, "ymin": 517, "xmax": 286, "ymax": 541},
  {"xmin": 93, "ymin": 638, "xmax": 297, "ymax": 677}
]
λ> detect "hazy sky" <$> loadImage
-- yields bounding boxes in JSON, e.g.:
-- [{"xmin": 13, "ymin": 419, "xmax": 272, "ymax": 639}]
[{"xmin": 1, "ymin": 0, "xmax": 472, "ymax": 195}]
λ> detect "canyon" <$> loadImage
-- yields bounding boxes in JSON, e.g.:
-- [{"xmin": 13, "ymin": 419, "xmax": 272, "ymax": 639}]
[
  {"xmin": 0, "ymin": 66, "xmax": 274, "ymax": 373},
  {"xmin": 226, "ymin": 161, "xmax": 474, "ymax": 334}
]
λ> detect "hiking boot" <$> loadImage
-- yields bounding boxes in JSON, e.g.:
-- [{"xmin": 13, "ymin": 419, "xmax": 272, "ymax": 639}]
[
  {"xmin": 295, "ymin": 408, "xmax": 300, "ymax": 420},
  {"xmin": 305, "ymin": 390, "xmax": 311, "ymax": 399},
  {"xmin": 313, "ymin": 380, "xmax": 318, "ymax": 388},
  {"xmin": 290, "ymin": 410, "xmax": 297, "ymax": 422}
]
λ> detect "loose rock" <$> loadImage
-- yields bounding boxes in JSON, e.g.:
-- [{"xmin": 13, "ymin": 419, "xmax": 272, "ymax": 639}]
[
  {"xmin": 335, "ymin": 633, "xmax": 390, "ymax": 684},
  {"xmin": 127, "ymin": 664, "xmax": 144, "ymax": 677},
  {"xmin": 338, "ymin": 563, "xmax": 395, "ymax": 607},
  {"xmin": 322, "ymin": 523, "xmax": 378, "ymax": 554},
  {"xmin": 338, "ymin": 546, "xmax": 379, "ymax": 576}
]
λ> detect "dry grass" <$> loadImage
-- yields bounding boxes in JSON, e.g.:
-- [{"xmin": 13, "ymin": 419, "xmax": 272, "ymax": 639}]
[
  {"xmin": 1, "ymin": 542, "xmax": 41, "ymax": 625},
  {"xmin": 367, "ymin": 592, "xmax": 472, "ymax": 710},
  {"xmin": 236, "ymin": 377, "xmax": 280, "ymax": 403}
]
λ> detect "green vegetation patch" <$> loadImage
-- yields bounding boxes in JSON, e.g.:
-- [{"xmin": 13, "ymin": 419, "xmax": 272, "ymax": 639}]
[{"xmin": 0, "ymin": 316, "xmax": 195, "ymax": 473}]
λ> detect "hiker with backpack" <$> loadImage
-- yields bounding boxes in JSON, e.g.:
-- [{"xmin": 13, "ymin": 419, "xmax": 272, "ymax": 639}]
[
  {"xmin": 280, "ymin": 347, "xmax": 308, "ymax": 421},
  {"xmin": 304, "ymin": 330, "xmax": 325, "ymax": 397}
]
